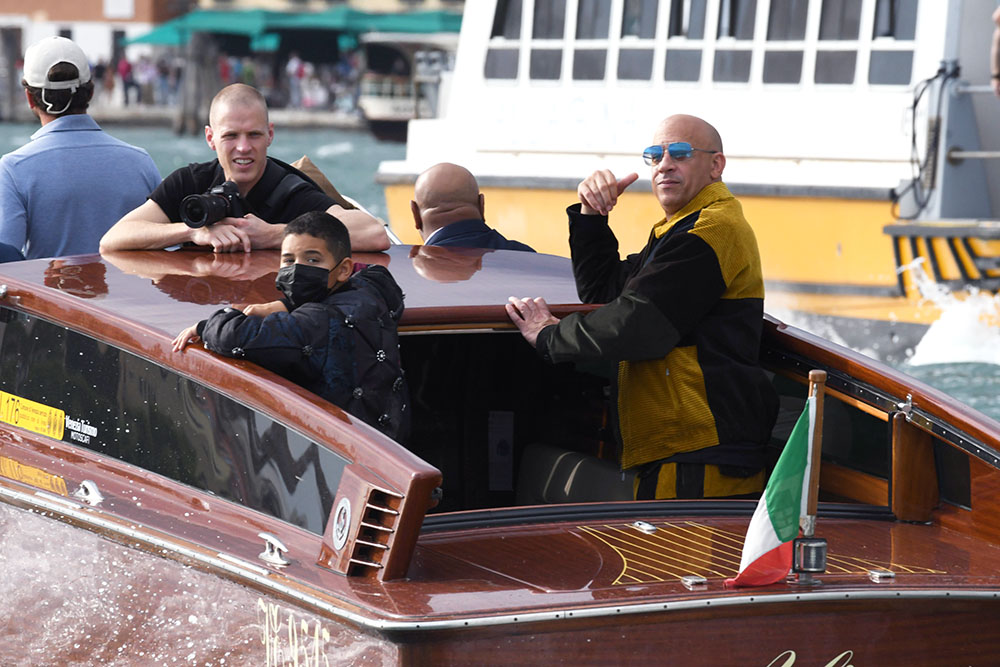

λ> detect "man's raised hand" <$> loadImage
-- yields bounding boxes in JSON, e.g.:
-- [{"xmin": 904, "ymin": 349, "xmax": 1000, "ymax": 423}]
[{"xmin": 577, "ymin": 170, "xmax": 639, "ymax": 216}]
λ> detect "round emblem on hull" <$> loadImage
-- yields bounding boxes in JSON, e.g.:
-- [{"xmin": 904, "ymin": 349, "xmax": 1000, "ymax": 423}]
[{"xmin": 332, "ymin": 496, "xmax": 351, "ymax": 551}]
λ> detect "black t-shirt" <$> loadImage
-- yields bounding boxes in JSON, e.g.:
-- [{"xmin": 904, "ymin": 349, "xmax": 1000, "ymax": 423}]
[{"xmin": 149, "ymin": 158, "xmax": 336, "ymax": 224}]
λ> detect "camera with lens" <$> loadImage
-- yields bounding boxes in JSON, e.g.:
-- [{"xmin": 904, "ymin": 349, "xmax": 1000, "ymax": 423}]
[{"xmin": 180, "ymin": 181, "xmax": 246, "ymax": 228}]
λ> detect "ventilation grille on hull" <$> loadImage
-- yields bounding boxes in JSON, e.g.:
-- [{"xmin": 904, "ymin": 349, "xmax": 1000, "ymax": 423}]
[{"xmin": 347, "ymin": 485, "xmax": 403, "ymax": 578}]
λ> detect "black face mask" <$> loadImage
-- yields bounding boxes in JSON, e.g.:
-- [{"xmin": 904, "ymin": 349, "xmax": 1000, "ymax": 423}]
[{"xmin": 275, "ymin": 263, "xmax": 331, "ymax": 308}]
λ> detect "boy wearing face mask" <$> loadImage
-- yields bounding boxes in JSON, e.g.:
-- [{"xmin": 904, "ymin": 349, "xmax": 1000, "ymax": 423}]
[{"xmin": 172, "ymin": 210, "xmax": 409, "ymax": 442}]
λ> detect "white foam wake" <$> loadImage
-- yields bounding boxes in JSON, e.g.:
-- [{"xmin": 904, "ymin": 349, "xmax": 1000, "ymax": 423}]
[{"xmin": 899, "ymin": 258, "xmax": 1000, "ymax": 366}]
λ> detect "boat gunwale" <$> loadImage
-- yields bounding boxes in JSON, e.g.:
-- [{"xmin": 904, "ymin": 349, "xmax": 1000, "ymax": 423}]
[
  {"xmin": 3, "ymin": 478, "xmax": 997, "ymax": 637},
  {"xmin": 763, "ymin": 315, "xmax": 1000, "ymax": 461}
]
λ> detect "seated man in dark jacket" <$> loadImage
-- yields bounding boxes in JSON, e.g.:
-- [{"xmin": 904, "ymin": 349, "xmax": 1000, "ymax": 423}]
[
  {"xmin": 411, "ymin": 162, "xmax": 534, "ymax": 252},
  {"xmin": 172, "ymin": 211, "xmax": 409, "ymax": 442},
  {"xmin": 506, "ymin": 114, "xmax": 777, "ymax": 500}
]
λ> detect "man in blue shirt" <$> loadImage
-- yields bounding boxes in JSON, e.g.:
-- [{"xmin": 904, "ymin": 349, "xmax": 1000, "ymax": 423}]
[
  {"xmin": 0, "ymin": 36, "xmax": 160, "ymax": 259},
  {"xmin": 411, "ymin": 163, "xmax": 535, "ymax": 252}
]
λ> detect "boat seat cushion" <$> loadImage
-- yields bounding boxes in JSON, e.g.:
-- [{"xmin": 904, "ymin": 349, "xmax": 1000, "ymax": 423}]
[{"xmin": 516, "ymin": 442, "xmax": 635, "ymax": 505}]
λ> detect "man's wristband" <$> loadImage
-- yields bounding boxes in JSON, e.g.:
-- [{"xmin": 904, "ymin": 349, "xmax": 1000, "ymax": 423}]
[{"xmin": 993, "ymin": 73, "xmax": 1000, "ymax": 80}]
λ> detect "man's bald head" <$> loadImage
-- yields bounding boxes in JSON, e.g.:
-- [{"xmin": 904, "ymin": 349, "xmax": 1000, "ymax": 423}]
[
  {"xmin": 657, "ymin": 114, "xmax": 723, "ymax": 153},
  {"xmin": 209, "ymin": 83, "xmax": 268, "ymax": 127},
  {"xmin": 411, "ymin": 162, "xmax": 486, "ymax": 240},
  {"xmin": 650, "ymin": 114, "xmax": 726, "ymax": 217}
]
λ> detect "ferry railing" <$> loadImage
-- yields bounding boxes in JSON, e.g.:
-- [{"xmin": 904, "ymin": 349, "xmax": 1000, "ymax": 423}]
[{"xmin": 946, "ymin": 84, "xmax": 1000, "ymax": 162}]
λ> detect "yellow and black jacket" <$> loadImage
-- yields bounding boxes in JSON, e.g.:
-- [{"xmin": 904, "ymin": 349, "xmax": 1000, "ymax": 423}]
[{"xmin": 537, "ymin": 182, "xmax": 778, "ymax": 475}]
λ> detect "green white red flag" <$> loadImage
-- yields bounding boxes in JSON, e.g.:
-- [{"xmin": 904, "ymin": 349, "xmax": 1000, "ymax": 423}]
[{"xmin": 725, "ymin": 397, "xmax": 815, "ymax": 588}]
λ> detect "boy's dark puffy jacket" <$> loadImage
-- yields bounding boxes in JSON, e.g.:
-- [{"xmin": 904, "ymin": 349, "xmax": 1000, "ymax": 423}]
[{"xmin": 199, "ymin": 265, "xmax": 409, "ymax": 442}]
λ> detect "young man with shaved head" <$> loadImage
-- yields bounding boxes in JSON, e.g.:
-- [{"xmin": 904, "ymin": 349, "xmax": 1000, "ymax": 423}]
[
  {"xmin": 507, "ymin": 114, "xmax": 778, "ymax": 501},
  {"xmin": 411, "ymin": 162, "xmax": 534, "ymax": 251},
  {"xmin": 101, "ymin": 83, "xmax": 389, "ymax": 253}
]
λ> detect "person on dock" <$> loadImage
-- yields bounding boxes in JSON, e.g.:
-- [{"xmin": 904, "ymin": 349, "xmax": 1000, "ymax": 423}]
[
  {"xmin": 411, "ymin": 162, "xmax": 534, "ymax": 252},
  {"xmin": 505, "ymin": 114, "xmax": 778, "ymax": 500},
  {"xmin": 0, "ymin": 36, "xmax": 161, "ymax": 260},
  {"xmin": 100, "ymin": 83, "xmax": 389, "ymax": 254}
]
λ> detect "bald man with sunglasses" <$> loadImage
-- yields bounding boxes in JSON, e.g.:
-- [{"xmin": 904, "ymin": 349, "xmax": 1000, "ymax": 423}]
[{"xmin": 507, "ymin": 114, "xmax": 778, "ymax": 501}]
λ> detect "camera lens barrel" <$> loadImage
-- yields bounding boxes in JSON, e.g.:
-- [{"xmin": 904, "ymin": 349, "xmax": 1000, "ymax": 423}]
[{"xmin": 181, "ymin": 193, "xmax": 229, "ymax": 228}]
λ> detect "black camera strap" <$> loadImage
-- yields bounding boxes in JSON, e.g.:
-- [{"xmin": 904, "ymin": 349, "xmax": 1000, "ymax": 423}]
[{"xmin": 263, "ymin": 157, "xmax": 315, "ymax": 216}]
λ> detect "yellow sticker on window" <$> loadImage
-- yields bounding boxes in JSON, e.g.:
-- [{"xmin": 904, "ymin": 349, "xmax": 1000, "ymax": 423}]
[{"xmin": 0, "ymin": 391, "xmax": 65, "ymax": 440}]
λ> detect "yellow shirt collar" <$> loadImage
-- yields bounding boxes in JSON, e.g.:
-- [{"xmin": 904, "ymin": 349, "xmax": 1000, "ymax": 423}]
[{"xmin": 652, "ymin": 181, "xmax": 734, "ymax": 238}]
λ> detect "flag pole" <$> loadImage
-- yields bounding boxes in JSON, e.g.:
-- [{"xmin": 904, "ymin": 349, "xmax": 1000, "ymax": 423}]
[
  {"xmin": 792, "ymin": 370, "xmax": 827, "ymax": 586},
  {"xmin": 802, "ymin": 370, "xmax": 826, "ymax": 538}
]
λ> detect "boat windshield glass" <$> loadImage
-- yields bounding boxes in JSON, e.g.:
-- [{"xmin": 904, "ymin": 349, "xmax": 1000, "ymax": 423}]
[{"xmin": 0, "ymin": 308, "xmax": 347, "ymax": 535}]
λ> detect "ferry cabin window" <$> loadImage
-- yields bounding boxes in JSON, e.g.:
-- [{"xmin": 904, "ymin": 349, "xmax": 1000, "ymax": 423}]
[
  {"xmin": 491, "ymin": 0, "xmax": 522, "ymax": 39},
  {"xmin": 529, "ymin": 0, "xmax": 567, "ymax": 80},
  {"xmin": 668, "ymin": 0, "xmax": 707, "ymax": 39},
  {"xmin": 763, "ymin": 52, "xmax": 802, "ymax": 84},
  {"xmin": 533, "ymin": 0, "xmax": 567, "ymax": 39},
  {"xmin": 815, "ymin": 51, "xmax": 857, "ymax": 85},
  {"xmin": 763, "ymin": 0, "xmax": 808, "ymax": 84},
  {"xmin": 620, "ymin": 0, "xmax": 660, "ymax": 81},
  {"xmin": 577, "ymin": 0, "xmax": 611, "ymax": 38},
  {"xmin": 715, "ymin": 0, "xmax": 756, "ymax": 82},
  {"xmin": 714, "ymin": 51, "xmax": 751, "ymax": 82},
  {"xmin": 620, "ymin": 49, "xmax": 654, "ymax": 80},
  {"xmin": 665, "ymin": 50, "xmax": 702, "ymax": 82},
  {"xmin": 574, "ymin": 0, "xmax": 611, "ymax": 81},
  {"xmin": 869, "ymin": 51, "xmax": 914, "ymax": 85},
  {"xmin": 767, "ymin": 0, "xmax": 808, "ymax": 40},
  {"xmin": 622, "ymin": 0, "xmax": 657, "ymax": 39},
  {"xmin": 487, "ymin": 0, "xmax": 521, "ymax": 80},
  {"xmin": 873, "ymin": 0, "xmax": 918, "ymax": 40},
  {"xmin": 816, "ymin": 0, "xmax": 862, "ymax": 84},
  {"xmin": 486, "ymin": 49, "xmax": 519, "ymax": 79},
  {"xmin": 717, "ymin": 0, "xmax": 756, "ymax": 40},
  {"xmin": 664, "ymin": 1, "xmax": 706, "ymax": 82},
  {"xmin": 574, "ymin": 49, "xmax": 607, "ymax": 80},
  {"xmin": 0, "ymin": 309, "xmax": 347, "ymax": 536},
  {"xmin": 869, "ymin": 0, "xmax": 918, "ymax": 85},
  {"xmin": 819, "ymin": 0, "xmax": 862, "ymax": 39},
  {"xmin": 531, "ymin": 49, "xmax": 563, "ymax": 80}
]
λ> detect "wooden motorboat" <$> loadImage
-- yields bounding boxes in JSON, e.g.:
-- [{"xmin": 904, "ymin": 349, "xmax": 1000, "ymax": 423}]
[{"xmin": 1, "ymin": 246, "xmax": 999, "ymax": 664}]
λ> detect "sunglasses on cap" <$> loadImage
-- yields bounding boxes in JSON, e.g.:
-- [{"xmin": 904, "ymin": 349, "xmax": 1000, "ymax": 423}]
[{"xmin": 642, "ymin": 142, "xmax": 718, "ymax": 165}]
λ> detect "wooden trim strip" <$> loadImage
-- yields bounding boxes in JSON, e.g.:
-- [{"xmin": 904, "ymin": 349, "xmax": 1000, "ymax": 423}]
[{"xmin": 820, "ymin": 463, "xmax": 888, "ymax": 507}]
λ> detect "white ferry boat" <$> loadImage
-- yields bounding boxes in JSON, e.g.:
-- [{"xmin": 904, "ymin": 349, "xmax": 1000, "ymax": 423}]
[
  {"xmin": 358, "ymin": 31, "xmax": 458, "ymax": 141},
  {"xmin": 377, "ymin": 0, "xmax": 1000, "ymax": 359}
]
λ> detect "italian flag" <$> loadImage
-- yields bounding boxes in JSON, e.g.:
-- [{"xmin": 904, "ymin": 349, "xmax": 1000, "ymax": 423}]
[{"xmin": 725, "ymin": 397, "xmax": 815, "ymax": 588}]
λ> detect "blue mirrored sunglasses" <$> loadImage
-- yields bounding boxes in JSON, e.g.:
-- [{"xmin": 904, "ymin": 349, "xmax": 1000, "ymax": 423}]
[{"xmin": 642, "ymin": 142, "xmax": 717, "ymax": 165}]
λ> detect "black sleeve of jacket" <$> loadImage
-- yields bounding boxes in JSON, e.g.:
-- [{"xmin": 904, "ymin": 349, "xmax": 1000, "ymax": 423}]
[
  {"xmin": 538, "ymin": 230, "xmax": 726, "ymax": 364},
  {"xmin": 536, "ymin": 290, "xmax": 680, "ymax": 364},
  {"xmin": 200, "ymin": 305, "xmax": 323, "ymax": 376},
  {"xmin": 567, "ymin": 204, "xmax": 643, "ymax": 304}
]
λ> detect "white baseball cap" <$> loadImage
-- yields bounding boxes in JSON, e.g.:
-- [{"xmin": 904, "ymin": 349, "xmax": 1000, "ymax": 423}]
[{"xmin": 23, "ymin": 36, "xmax": 91, "ymax": 91}]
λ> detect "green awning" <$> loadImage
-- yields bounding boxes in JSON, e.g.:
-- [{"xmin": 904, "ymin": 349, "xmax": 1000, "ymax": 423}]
[
  {"xmin": 124, "ymin": 23, "xmax": 187, "ymax": 46},
  {"xmin": 124, "ymin": 8, "xmax": 461, "ymax": 47},
  {"xmin": 264, "ymin": 7, "xmax": 378, "ymax": 31},
  {"xmin": 177, "ymin": 9, "xmax": 285, "ymax": 37},
  {"xmin": 366, "ymin": 10, "xmax": 463, "ymax": 34}
]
